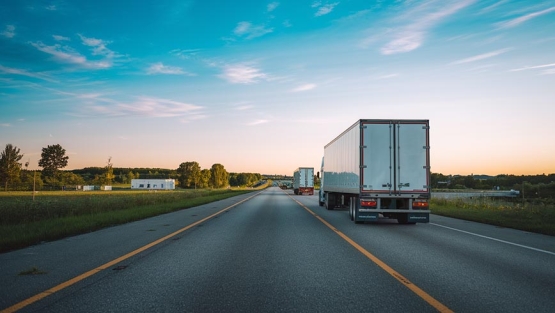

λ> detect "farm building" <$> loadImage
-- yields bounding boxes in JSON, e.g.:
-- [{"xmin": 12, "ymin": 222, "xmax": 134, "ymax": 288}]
[{"xmin": 131, "ymin": 179, "xmax": 175, "ymax": 190}]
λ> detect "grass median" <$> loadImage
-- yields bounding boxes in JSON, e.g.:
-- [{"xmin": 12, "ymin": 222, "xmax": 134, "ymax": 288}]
[
  {"xmin": 0, "ymin": 188, "xmax": 258, "ymax": 253},
  {"xmin": 430, "ymin": 197, "xmax": 555, "ymax": 236}
]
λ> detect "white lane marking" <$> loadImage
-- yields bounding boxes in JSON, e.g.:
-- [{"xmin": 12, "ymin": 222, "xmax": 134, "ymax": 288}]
[{"xmin": 430, "ymin": 223, "xmax": 555, "ymax": 256}]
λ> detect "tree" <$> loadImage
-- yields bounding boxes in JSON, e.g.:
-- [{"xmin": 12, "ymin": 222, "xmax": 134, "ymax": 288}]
[
  {"xmin": 210, "ymin": 163, "xmax": 229, "ymax": 188},
  {"xmin": 39, "ymin": 144, "xmax": 69, "ymax": 177},
  {"xmin": 104, "ymin": 157, "xmax": 115, "ymax": 185},
  {"xmin": 199, "ymin": 169, "xmax": 211, "ymax": 188},
  {"xmin": 0, "ymin": 144, "xmax": 24, "ymax": 191},
  {"xmin": 177, "ymin": 161, "xmax": 201, "ymax": 188}
]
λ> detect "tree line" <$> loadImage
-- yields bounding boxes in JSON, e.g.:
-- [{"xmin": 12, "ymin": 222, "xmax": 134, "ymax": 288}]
[{"xmin": 0, "ymin": 144, "xmax": 263, "ymax": 191}]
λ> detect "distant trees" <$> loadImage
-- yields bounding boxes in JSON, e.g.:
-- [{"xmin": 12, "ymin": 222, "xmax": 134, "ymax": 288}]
[
  {"xmin": 0, "ymin": 144, "xmax": 24, "ymax": 191},
  {"xmin": 210, "ymin": 163, "xmax": 229, "ymax": 188},
  {"xmin": 177, "ymin": 161, "xmax": 201, "ymax": 188},
  {"xmin": 176, "ymin": 162, "xmax": 230, "ymax": 189},
  {"xmin": 229, "ymin": 172, "xmax": 262, "ymax": 187},
  {"xmin": 198, "ymin": 169, "xmax": 211, "ymax": 188}
]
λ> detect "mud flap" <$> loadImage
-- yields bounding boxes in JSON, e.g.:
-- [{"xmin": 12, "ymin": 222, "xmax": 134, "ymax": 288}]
[
  {"xmin": 407, "ymin": 213, "xmax": 429, "ymax": 223},
  {"xmin": 355, "ymin": 212, "xmax": 379, "ymax": 223}
]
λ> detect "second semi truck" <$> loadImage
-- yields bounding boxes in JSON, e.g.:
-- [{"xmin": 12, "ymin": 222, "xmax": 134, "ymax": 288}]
[
  {"xmin": 293, "ymin": 167, "xmax": 314, "ymax": 195},
  {"xmin": 319, "ymin": 119, "xmax": 431, "ymax": 224}
]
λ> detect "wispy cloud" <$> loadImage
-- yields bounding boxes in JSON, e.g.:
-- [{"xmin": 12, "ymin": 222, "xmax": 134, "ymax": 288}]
[
  {"xmin": 450, "ymin": 48, "xmax": 510, "ymax": 65},
  {"xmin": 30, "ymin": 41, "xmax": 112, "ymax": 69},
  {"xmin": 267, "ymin": 2, "xmax": 279, "ymax": 12},
  {"xmin": 380, "ymin": 0, "xmax": 476, "ymax": 55},
  {"xmin": 219, "ymin": 64, "xmax": 268, "ymax": 84},
  {"xmin": 88, "ymin": 96, "xmax": 203, "ymax": 118},
  {"xmin": 313, "ymin": 2, "xmax": 339, "ymax": 17},
  {"xmin": 78, "ymin": 34, "xmax": 116, "ymax": 58},
  {"xmin": 0, "ymin": 123, "xmax": 11, "ymax": 127},
  {"xmin": 46, "ymin": 5, "xmax": 57, "ymax": 11},
  {"xmin": 146, "ymin": 62, "xmax": 192, "ymax": 75},
  {"xmin": 53, "ymin": 35, "xmax": 70, "ymax": 41},
  {"xmin": 292, "ymin": 83, "xmax": 317, "ymax": 92},
  {"xmin": 478, "ymin": 0, "xmax": 507, "ymax": 15},
  {"xmin": 170, "ymin": 48, "xmax": 200, "ymax": 59},
  {"xmin": 1, "ymin": 25, "xmax": 15, "ymax": 38},
  {"xmin": 233, "ymin": 21, "xmax": 273, "ymax": 39},
  {"xmin": 510, "ymin": 63, "xmax": 555, "ymax": 72},
  {"xmin": 498, "ymin": 6, "xmax": 555, "ymax": 28},
  {"xmin": 0, "ymin": 64, "xmax": 58, "ymax": 82},
  {"xmin": 376, "ymin": 73, "xmax": 399, "ymax": 79},
  {"xmin": 247, "ymin": 119, "xmax": 269, "ymax": 126}
]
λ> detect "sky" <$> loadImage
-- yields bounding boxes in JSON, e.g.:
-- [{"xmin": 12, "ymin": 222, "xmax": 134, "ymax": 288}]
[{"xmin": 1, "ymin": 0, "xmax": 554, "ymax": 176}]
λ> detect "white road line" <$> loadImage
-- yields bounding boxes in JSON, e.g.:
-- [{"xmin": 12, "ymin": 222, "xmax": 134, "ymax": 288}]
[{"xmin": 430, "ymin": 223, "xmax": 555, "ymax": 256}]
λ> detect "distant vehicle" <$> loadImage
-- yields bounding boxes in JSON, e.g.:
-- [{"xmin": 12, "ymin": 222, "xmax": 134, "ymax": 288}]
[
  {"xmin": 293, "ymin": 167, "xmax": 314, "ymax": 195},
  {"xmin": 319, "ymin": 119, "xmax": 431, "ymax": 224}
]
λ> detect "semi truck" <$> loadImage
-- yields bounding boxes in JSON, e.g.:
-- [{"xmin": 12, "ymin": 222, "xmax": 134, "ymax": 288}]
[
  {"xmin": 293, "ymin": 167, "xmax": 314, "ymax": 195},
  {"xmin": 318, "ymin": 119, "xmax": 431, "ymax": 224}
]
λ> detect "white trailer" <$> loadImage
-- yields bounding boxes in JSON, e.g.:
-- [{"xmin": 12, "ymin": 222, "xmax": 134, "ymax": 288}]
[
  {"xmin": 131, "ymin": 179, "xmax": 175, "ymax": 190},
  {"xmin": 293, "ymin": 167, "xmax": 314, "ymax": 195},
  {"xmin": 319, "ymin": 119, "xmax": 431, "ymax": 224}
]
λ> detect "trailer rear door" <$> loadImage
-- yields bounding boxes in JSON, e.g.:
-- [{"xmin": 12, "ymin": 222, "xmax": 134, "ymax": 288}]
[{"xmin": 361, "ymin": 120, "xmax": 429, "ymax": 194}]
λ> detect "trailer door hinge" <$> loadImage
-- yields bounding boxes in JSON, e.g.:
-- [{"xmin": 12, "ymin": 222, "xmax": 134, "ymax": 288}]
[
  {"xmin": 360, "ymin": 165, "xmax": 367, "ymax": 168},
  {"xmin": 422, "ymin": 126, "xmax": 430, "ymax": 130}
]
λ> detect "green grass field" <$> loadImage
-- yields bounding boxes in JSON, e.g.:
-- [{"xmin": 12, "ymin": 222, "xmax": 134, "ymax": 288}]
[
  {"xmin": 431, "ymin": 197, "xmax": 555, "ymax": 236},
  {"xmin": 0, "ymin": 187, "xmax": 261, "ymax": 253}
]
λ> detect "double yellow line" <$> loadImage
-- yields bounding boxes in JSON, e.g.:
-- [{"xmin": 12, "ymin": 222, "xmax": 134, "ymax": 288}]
[
  {"xmin": 287, "ymin": 194, "xmax": 453, "ymax": 313},
  {"xmin": 1, "ymin": 191, "xmax": 263, "ymax": 313}
]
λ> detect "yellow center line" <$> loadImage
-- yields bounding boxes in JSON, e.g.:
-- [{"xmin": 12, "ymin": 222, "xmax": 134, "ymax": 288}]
[
  {"xmin": 287, "ymin": 193, "xmax": 453, "ymax": 313},
  {"xmin": 1, "ymin": 191, "xmax": 263, "ymax": 313}
]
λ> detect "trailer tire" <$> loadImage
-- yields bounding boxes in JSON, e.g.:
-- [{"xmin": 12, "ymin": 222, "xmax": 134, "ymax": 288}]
[{"xmin": 325, "ymin": 193, "xmax": 333, "ymax": 210}]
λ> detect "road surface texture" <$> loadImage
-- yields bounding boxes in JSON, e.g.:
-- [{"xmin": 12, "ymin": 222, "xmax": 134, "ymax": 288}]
[{"xmin": 1, "ymin": 187, "xmax": 554, "ymax": 312}]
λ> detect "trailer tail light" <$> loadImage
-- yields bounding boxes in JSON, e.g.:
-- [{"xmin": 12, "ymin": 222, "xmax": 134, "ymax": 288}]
[
  {"xmin": 413, "ymin": 200, "xmax": 429, "ymax": 209},
  {"xmin": 360, "ymin": 199, "xmax": 377, "ymax": 208}
]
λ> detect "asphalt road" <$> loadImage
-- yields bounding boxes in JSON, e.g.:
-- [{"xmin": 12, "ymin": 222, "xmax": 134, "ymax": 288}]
[{"xmin": 1, "ymin": 187, "xmax": 555, "ymax": 312}]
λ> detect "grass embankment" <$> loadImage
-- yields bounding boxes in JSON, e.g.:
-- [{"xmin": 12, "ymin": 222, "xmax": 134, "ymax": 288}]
[
  {"xmin": 0, "ymin": 188, "xmax": 259, "ymax": 253},
  {"xmin": 431, "ymin": 197, "xmax": 555, "ymax": 236}
]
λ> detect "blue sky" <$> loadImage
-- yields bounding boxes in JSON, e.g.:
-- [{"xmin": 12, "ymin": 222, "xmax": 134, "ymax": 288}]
[{"xmin": 1, "ymin": 0, "xmax": 555, "ymax": 176}]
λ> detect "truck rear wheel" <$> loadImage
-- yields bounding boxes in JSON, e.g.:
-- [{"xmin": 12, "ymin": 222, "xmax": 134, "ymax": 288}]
[{"xmin": 325, "ymin": 193, "xmax": 333, "ymax": 210}]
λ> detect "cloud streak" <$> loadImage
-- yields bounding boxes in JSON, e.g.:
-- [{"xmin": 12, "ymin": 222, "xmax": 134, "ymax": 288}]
[
  {"xmin": 292, "ymin": 83, "xmax": 317, "ymax": 92},
  {"xmin": 510, "ymin": 63, "xmax": 555, "ymax": 72},
  {"xmin": 88, "ymin": 96, "xmax": 203, "ymax": 118},
  {"xmin": 2, "ymin": 25, "xmax": 15, "ymax": 38},
  {"xmin": 30, "ymin": 42, "xmax": 112, "ymax": 69},
  {"xmin": 219, "ymin": 64, "xmax": 268, "ymax": 84},
  {"xmin": 497, "ymin": 6, "xmax": 555, "ymax": 28},
  {"xmin": 147, "ymin": 62, "xmax": 192, "ymax": 75},
  {"xmin": 233, "ymin": 21, "xmax": 273, "ymax": 39},
  {"xmin": 380, "ymin": 0, "xmax": 476, "ymax": 55},
  {"xmin": 313, "ymin": 2, "xmax": 339, "ymax": 17},
  {"xmin": 450, "ymin": 48, "xmax": 510, "ymax": 65},
  {"xmin": 0, "ymin": 64, "xmax": 58, "ymax": 82},
  {"xmin": 247, "ymin": 119, "xmax": 269, "ymax": 126},
  {"xmin": 267, "ymin": 2, "xmax": 279, "ymax": 12}
]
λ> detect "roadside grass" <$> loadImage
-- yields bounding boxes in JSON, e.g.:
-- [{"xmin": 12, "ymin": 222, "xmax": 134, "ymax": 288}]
[
  {"xmin": 0, "ymin": 188, "xmax": 261, "ymax": 253},
  {"xmin": 431, "ymin": 197, "xmax": 555, "ymax": 236}
]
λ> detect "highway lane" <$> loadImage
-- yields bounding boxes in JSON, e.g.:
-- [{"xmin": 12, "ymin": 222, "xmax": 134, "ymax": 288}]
[
  {"xmin": 293, "ymin": 193, "xmax": 555, "ymax": 312},
  {"xmin": 1, "ymin": 187, "xmax": 555, "ymax": 312}
]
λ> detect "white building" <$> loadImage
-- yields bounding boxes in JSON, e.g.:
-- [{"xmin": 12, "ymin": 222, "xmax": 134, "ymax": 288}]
[{"xmin": 131, "ymin": 179, "xmax": 175, "ymax": 190}]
